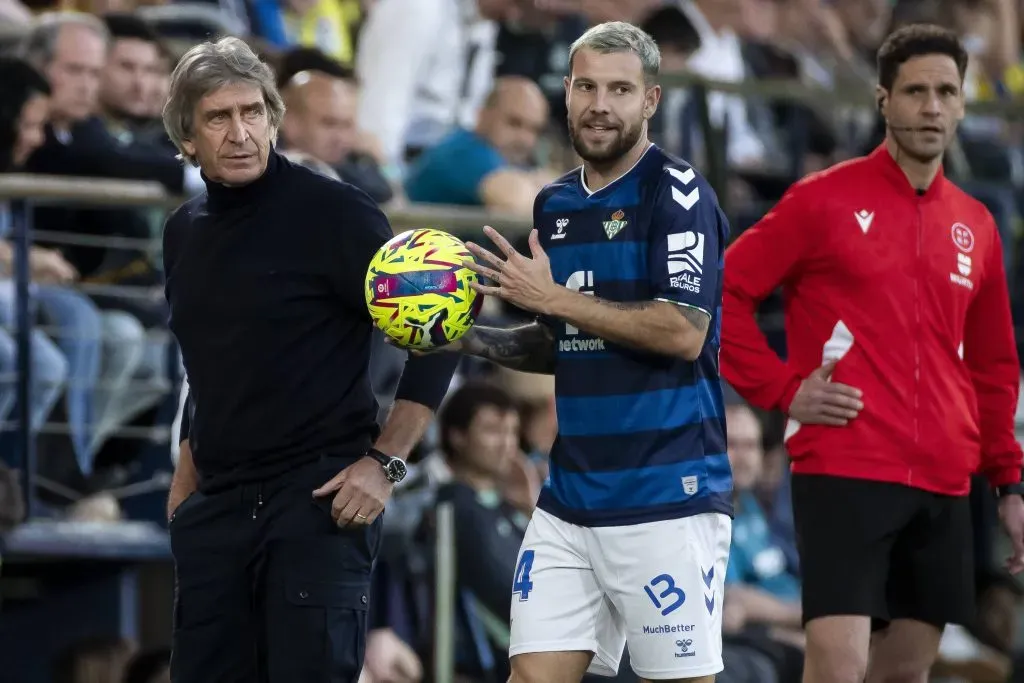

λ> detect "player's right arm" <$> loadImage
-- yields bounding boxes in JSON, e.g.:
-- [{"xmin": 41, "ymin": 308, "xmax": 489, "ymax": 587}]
[{"xmin": 456, "ymin": 321, "xmax": 555, "ymax": 374}]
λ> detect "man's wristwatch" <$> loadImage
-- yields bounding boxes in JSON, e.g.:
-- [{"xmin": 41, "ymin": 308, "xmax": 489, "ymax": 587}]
[
  {"xmin": 366, "ymin": 448, "xmax": 408, "ymax": 484},
  {"xmin": 994, "ymin": 482, "xmax": 1024, "ymax": 499}
]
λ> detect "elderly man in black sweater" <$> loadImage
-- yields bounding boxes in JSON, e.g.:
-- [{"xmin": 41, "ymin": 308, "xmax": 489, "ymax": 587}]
[{"xmin": 161, "ymin": 36, "xmax": 459, "ymax": 683}]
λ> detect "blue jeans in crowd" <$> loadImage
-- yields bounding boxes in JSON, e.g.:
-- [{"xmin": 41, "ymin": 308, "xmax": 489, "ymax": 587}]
[
  {"xmin": 0, "ymin": 282, "xmax": 101, "ymax": 475},
  {"xmin": 0, "ymin": 326, "xmax": 67, "ymax": 438}
]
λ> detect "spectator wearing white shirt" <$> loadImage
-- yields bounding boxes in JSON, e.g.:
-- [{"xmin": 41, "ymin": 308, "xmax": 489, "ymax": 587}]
[
  {"xmin": 355, "ymin": 0, "xmax": 521, "ymax": 172},
  {"xmin": 677, "ymin": 0, "xmax": 771, "ymax": 169}
]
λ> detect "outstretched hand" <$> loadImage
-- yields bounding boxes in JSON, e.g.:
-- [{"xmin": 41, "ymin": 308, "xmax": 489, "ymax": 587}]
[{"xmin": 463, "ymin": 226, "xmax": 560, "ymax": 315}]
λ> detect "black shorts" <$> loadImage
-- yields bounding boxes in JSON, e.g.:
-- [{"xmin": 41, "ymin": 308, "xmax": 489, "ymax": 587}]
[
  {"xmin": 791, "ymin": 473, "xmax": 974, "ymax": 629},
  {"xmin": 169, "ymin": 455, "xmax": 382, "ymax": 683}
]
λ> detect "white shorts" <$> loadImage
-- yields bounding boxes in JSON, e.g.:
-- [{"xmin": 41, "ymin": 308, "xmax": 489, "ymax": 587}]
[{"xmin": 509, "ymin": 509, "xmax": 731, "ymax": 680}]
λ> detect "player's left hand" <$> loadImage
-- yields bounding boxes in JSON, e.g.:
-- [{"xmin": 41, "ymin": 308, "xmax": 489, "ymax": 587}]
[
  {"xmin": 464, "ymin": 226, "xmax": 560, "ymax": 314},
  {"xmin": 312, "ymin": 456, "xmax": 394, "ymax": 527},
  {"xmin": 997, "ymin": 494, "xmax": 1024, "ymax": 574}
]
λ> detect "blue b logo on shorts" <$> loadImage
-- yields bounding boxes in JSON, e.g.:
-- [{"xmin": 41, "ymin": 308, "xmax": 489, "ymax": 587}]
[{"xmin": 644, "ymin": 574, "xmax": 686, "ymax": 616}]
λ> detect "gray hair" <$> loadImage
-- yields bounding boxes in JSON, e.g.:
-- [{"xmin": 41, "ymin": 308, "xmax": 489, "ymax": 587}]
[
  {"xmin": 568, "ymin": 21, "xmax": 661, "ymax": 84},
  {"xmin": 18, "ymin": 11, "xmax": 109, "ymax": 69},
  {"xmin": 162, "ymin": 36, "xmax": 286, "ymax": 167}
]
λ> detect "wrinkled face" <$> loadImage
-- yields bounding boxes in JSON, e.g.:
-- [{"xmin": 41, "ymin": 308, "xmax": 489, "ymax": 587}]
[
  {"xmin": 46, "ymin": 24, "xmax": 106, "ymax": 123},
  {"xmin": 879, "ymin": 54, "xmax": 965, "ymax": 165},
  {"xmin": 101, "ymin": 37, "xmax": 162, "ymax": 119},
  {"xmin": 564, "ymin": 47, "xmax": 658, "ymax": 166},
  {"xmin": 13, "ymin": 94, "xmax": 49, "ymax": 168},
  {"xmin": 182, "ymin": 82, "xmax": 274, "ymax": 186}
]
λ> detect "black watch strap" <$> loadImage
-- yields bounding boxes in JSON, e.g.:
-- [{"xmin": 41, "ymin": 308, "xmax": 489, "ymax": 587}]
[
  {"xmin": 365, "ymin": 448, "xmax": 391, "ymax": 467},
  {"xmin": 995, "ymin": 482, "xmax": 1024, "ymax": 498}
]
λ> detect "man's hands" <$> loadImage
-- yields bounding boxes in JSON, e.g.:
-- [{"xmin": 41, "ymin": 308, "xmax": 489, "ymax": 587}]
[
  {"xmin": 464, "ymin": 226, "xmax": 561, "ymax": 315},
  {"xmin": 788, "ymin": 360, "xmax": 864, "ymax": 426},
  {"xmin": 29, "ymin": 247, "xmax": 78, "ymax": 285},
  {"xmin": 998, "ymin": 494, "xmax": 1024, "ymax": 574},
  {"xmin": 313, "ymin": 456, "xmax": 394, "ymax": 527}
]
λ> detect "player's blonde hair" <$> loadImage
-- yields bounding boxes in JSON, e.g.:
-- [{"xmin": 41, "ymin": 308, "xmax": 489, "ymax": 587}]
[
  {"xmin": 569, "ymin": 21, "xmax": 661, "ymax": 85},
  {"xmin": 162, "ymin": 37, "xmax": 286, "ymax": 167}
]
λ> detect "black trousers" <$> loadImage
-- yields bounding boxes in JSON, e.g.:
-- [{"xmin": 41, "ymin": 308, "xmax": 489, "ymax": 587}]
[
  {"xmin": 169, "ymin": 455, "xmax": 382, "ymax": 683},
  {"xmin": 791, "ymin": 474, "xmax": 974, "ymax": 629}
]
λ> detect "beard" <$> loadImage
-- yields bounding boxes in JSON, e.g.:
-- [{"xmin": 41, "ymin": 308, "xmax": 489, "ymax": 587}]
[{"xmin": 568, "ymin": 115, "xmax": 644, "ymax": 166}]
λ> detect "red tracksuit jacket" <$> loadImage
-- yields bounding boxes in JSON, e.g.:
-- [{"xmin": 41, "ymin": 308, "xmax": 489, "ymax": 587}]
[{"xmin": 721, "ymin": 144, "xmax": 1022, "ymax": 495}]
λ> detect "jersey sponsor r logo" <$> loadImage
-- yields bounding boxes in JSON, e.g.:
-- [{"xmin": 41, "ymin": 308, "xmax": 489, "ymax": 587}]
[
  {"xmin": 667, "ymin": 232, "xmax": 704, "ymax": 275},
  {"xmin": 668, "ymin": 232, "xmax": 704, "ymax": 293}
]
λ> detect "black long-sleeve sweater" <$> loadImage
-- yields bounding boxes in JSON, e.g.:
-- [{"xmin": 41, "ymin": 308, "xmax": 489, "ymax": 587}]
[{"xmin": 164, "ymin": 149, "xmax": 458, "ymax": 491}]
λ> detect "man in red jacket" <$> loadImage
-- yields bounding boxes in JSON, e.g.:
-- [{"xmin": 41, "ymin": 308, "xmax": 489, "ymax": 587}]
[{"xmin": 721, "ymin": 24, "xmax": 1024, "ymax": 683}]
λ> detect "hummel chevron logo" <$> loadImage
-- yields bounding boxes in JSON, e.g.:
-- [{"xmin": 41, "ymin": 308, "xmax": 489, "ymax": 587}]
[
  {"xmin": 667, "ymin": 167, "xmax": 700, "ymax": 211},
  {"xmin": 701, "ymin": 566, "xmax": 714, "ymax": 588},
  {"xmin": 705, "ymin": 593, "xmax": 715, "ymax": 616},
  {"xmin": 855, "ymin": 209, "xmax": 874, "ymax": 233}
]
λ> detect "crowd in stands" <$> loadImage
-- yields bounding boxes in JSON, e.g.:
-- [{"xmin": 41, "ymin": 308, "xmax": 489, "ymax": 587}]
[{"xmin": 0, "ymin": 0, "xmax": 1023, "ymax": 682}]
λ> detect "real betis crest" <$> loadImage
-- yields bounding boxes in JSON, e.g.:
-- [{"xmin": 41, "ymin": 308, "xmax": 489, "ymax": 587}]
[{"xmin": 603, "ymin": 209, "xmax": 627, "ymax": 239}]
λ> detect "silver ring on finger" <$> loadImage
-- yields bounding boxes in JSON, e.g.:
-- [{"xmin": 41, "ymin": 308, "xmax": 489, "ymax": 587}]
[{"xmin": 355, "ymin": 513, "xmax": 367, "ymax": 520}]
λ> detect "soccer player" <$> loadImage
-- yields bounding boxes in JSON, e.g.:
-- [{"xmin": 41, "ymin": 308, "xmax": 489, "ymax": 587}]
[
  {"xmin": 719, "ymin": 24, "xmax": 1024, "ymax": 683},
  {"xmin": 447, "ymin": 21, "xmax": 733, "ymax": 683}
]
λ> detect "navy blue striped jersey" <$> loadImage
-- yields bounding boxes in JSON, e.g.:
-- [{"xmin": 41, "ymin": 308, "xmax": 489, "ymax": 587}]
[{"xmin": 534, "ymin": 144, "xmax": 733, "ymax": 527}]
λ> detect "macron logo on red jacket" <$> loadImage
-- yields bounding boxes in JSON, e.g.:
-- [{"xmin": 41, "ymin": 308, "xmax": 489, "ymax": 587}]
[{"xmin": 721, "ymin": 144, "xmax": 1022, "ymax": 496}]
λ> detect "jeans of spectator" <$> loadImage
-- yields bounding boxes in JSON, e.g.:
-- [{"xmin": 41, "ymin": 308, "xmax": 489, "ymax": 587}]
[
  {"xmin": 33, "ymin": 285, "xmax": 103, "ymax": 475},
  {"xmin": 0, "ymin": 327, "xmax": 67, "ymax": 437},
  {"xmin": 0, "ymin": 282, "xmax": 69, "ymax": 444},
  {"xmin": 89, "ymin": 311, "xmax": 169, "ymax": 454}
]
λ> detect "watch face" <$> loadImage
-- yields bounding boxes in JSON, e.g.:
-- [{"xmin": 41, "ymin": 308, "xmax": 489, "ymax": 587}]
[{"xmin": 386, "ymin": 459, "xmax": 407, "ymax": 482}]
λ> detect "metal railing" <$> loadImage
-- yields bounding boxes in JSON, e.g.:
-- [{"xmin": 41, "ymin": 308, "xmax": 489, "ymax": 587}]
[{"xmin": 0, "ymin": 174, "xmax": 533, "ymax": 521}]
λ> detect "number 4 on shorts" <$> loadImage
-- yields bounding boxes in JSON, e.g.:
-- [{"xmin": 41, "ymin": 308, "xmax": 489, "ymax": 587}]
[{"xmin": 513, "ymin": 549, "xmax": 535, "ymax": 601}]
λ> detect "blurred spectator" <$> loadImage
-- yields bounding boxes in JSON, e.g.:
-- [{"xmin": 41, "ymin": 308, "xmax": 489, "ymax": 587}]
[
  {"xmin": 355, "ymin": 0, "xmax": 520, "ymax": 170},
  {"xmin": 279, "ymin": 65, "xmax": 394, "ymax": 203},
  {"xmin": 0, "ymin": 56, "xmax": 104, "ymax": 477},
  {"xmin": 943, "ymin": 0, "xmax": 1023, "ymax": 101},
  {"xmin": 19, "ymin": 11, "xmax": 181, "ymax": 466},
  {"xmin": 678, "ymin": 0, "xmax": 779, "ymax": 169},
  {"xmin": 494, "ymin": 7, "xmax": 588, "ymax": 141},
  {"xmin": 724, "ymin": 401, "xmax": 802, "ymax": 615},
  {"xmin": 98, "ymin": 13, "xmax": 167, "ymax": 143},
  {"xmin": 250, "ymin": 0, "xmax": 361, "ymax": 66},
  {"xmin": 722, "ymin": 400, "xmax": 805, "ymax": 683},
  {"xmin": 404, "ymin": 76, "xmax": 552, "ymax": 214},
  {"xmin": 435, "ymin": 380, "xmax": 534, "ymax": 624}
]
